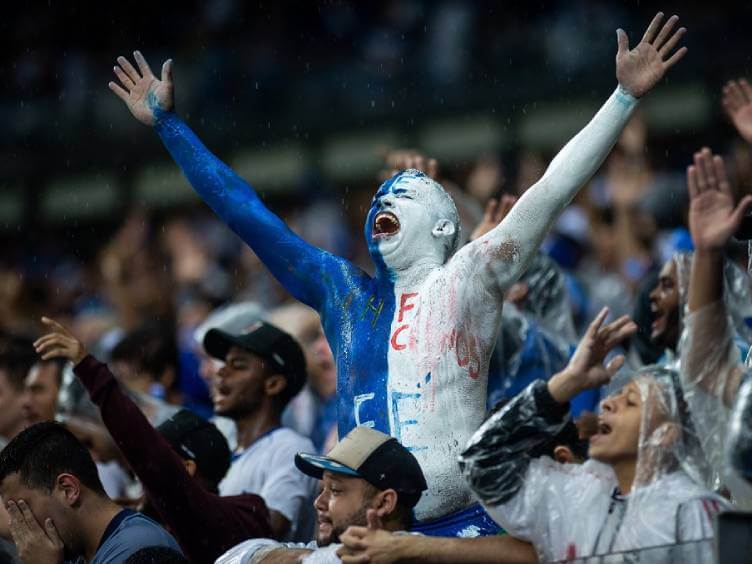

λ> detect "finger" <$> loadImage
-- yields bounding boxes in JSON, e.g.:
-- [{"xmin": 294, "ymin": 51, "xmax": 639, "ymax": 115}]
[
  {"xmin": 722, "ymin": 97, "xmax": 739, "ymax": 116},
  {"xmin": 641, "ymin": 12, "xmax": 665, "ymax": 44},
  {"xmin": 340, "ymin": 534, "xmax": 369, "ymax": 551},
  {"xmin": 740, "ymin": 79, "xmax": 752, "ymax": 103},
  {"xmin": 116, "ymin": 56, "xmax": 141, "ymax": 83},
  {"xmin": 658, "ymin": 27, "xmax": 686, "ymax": 59},
  {"xmin": 427, "ymin": 158, "xmax": 438, "ymax": 178},
  {"xmin": 699, "ymin": 148, "xmax": 716, "ymax": 189},
  {"xmin": 652, "ymin": 15, "xmax": 679, "ymax": 51},
  {"xmin": 161, "ymin": 59, "xmax": 173, "ymax": 85},
  {"xmin": 44, "ymin": 519, "xmax": 64, "ymax": 548},
  {"xmin": 616, "ymin": 29, "xmax": 629, "ymax": 56},
  {"xmin": 33, "ymin": 333, "xmax": 64, "ymax": 348},
  {"xmin": 662, "ymin": 46, "xmax": 687, "ymax": 71},
  {"xmin": 605, "ymin": 355, "xmax": 626, "ymax": 377},
  {"xmin": 40, "ymin": 348, "xmax": 71, "ymax": 361},
  {"xmin": 598, "ymin": 315, "xmax": 633, "ymax": 338},
  {"xmin": 41, "ymin": 316, "xmax": 71, "ymax": 335},
  {"xmin": 687, "ymin": 165, "xmax": 698, "ymax": 200},
  {"xmin": 109, "ymin": 81, "xmax": 130, "ymax": 103},
  {"xmin": 17, "ymin": 501, "xmax": 42, "ymax": 532},
  {"xmin": 414, "ymin": 154, "xmax": 426, "ymax": 173},
  {"xmin": 133, "ymin": 50, "xmax": 154, "ymax": 78},
  {"xmin": 712, "ymin": 155, "xmax": 732, "ymax": 197},
  {"xmin": 366, "ymin": 508, "xmax": 383, "ymax": 530},
  {"xmin": 586, "ymin": 307, "xmax": 610, "ymax": 338},
  {"xmin": 113, "ymin": 66, "xmax": 134, "ymax": 91},
  {"xmin": 483, "ymin": 198, "xmax": 498, "ymax": 222},
  {"xmin": 340, "ymin": 555, "xmax": 371, "ymax": 564},
  {"xmin": 6, "ymin": 502, "xmax": 27, "ymax": 544},
  {"xmin": 730, "ymin": 195, "xmax": 752, "ymax": 229},
  {"xmin": 604, "ymin": 321, "xmax": 638, "ymax": 349},
  {"xmin": 693, "ymin": 151, "xmax": 709, "ymax": 193}
]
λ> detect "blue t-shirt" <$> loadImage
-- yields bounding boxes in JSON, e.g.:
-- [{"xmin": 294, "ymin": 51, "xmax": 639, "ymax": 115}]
[{"xmin": 69, "ymin": 509, "xmax": 181, "ymax": 564}]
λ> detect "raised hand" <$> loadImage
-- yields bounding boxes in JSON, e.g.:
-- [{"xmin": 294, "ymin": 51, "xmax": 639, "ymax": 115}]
[
  {"xmin": 109, "ymin": 51, "xmax": 174, "ymax": 126},
  {"xmin": 7, "ymin": 501, "xmax": 64, "ymax": 564},
  {"xmin": 470, "ymin": 194, "xmax": 517, "ymax": 241},
  {"xmin": 548, "ymin": 307, "xmax": 637, "ymax": 403},
  {"xmin": 379, "ymin": 148, "xmax": 439, "ymax": 181},
  {"xmin": 687, "ymin": 147, "xmax": 752, "ymax": 251},
  {"xmin": 616, "ymin": 12, "xmax": 687, "ymax": 98},
  {"xmin": 33, "ymin": 317, "xmax": 88, "ymax": 366},
  {"xmin": 722, "ymin": 79, "xmax": 752, "ymax": 144}
]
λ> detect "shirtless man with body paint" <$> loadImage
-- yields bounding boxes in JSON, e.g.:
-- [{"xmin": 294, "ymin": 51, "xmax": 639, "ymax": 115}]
[{"xmin": 108, "ymin": 12, "xmax": 686, "ymax": 536}]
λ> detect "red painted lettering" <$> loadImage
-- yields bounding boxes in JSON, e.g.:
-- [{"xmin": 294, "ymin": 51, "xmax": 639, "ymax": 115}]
[
  {"xmin": 398, "ymin": 292, "xmax": 418, "ymax": 323},
  {"xmin": 391, "ymin": 324, "xmax": 409, "ymax": 350}
]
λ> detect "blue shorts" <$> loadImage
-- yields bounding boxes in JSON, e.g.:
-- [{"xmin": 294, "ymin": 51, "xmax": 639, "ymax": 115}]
[{"xmin": 412, "ymin": 503, "xmax": 502, "ymax": 537}]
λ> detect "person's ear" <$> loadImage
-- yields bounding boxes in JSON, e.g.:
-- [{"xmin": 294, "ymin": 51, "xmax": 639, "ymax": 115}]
[
  {"xmin": 431, "ymin": 219, "xmax": 456, "ymax": 240},
  {"xmin": 55, "ymin": 473, "xmax": 81, "ymax": 507},
  {"xmin": 182, "ymin": 459, "xmax": 197, "ymax": 478},
  {"xmin": 373, "ymin": 488, "xmax": 398, "ymax": 518},
  {"xmin": 264, "ymin": 374, "xmax": 287, "ymax": 398},
  {"xmin": 553, "ymin": 446, "xmax": 576, "ymax": 464}
]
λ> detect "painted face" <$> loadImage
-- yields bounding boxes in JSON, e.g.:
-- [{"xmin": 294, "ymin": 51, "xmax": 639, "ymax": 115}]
[
  {"xmin": 314, "ymin": 471, "xmax": 374, "ymax": 546},
  {"xmin": 212, "ymin": 347, "xmax": 267, "ymax": 418},
  {"xmin": 23, "ymin": 363, "xmax": 62, "ymax": 426},
  {"xmin": 365, "ymin": 170, "xmax": 459, "ymax": 273},
  {"xmin": 648, "ymin": 260, "xmax": 680, "ymax": 350}
]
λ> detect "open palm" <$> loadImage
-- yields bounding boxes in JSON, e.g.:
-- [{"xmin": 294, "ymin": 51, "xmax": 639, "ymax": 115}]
[
  {"xmin": 722, "ymin": 80, "xmax": 752, "ymax": 144},
  {"xmin": 615, "ymin": 13, "xmax": 687, "ymax": 98},
  {"xmin": 109, "ymin": 51, "xmax": 173, "ymax": 126},
  {"xmin": 687, "ymin": 148, "xmax": 752, "ymax": 251}
]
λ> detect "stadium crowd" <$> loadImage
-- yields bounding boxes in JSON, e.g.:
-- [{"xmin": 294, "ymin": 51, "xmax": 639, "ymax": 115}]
[{"xmin": 1, "ymin": 7, "xmax": 752, "ymax": 564}]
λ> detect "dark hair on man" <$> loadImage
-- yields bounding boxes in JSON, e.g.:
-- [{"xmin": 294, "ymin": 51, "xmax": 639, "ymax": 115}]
[
  {"xmin": 362, "ymin": 481, "xmax": 414, "ymax": 530},
  {"xmin": 0, "ymin": 422, "xmax": 106, "ymax": 495},
  {"xmin": 0, "ymin": 334, "xmax": 37, "ymax": 392},
  {"xmin": 110, "ymin": 322, "xmax": 179, "ymax": 386},
  {"xmin": 124, "ymin": 547, "xmax": 188, "ymax": 564}
]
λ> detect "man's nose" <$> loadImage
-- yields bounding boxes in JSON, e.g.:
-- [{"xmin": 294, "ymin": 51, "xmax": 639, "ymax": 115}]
[
  {"xmin": 314, "ymin": 489, "xmax": 329, "ymax": 510},
  {"xmin": 380, "ymin": 195, "xmax": 395, "ymax": 208}
]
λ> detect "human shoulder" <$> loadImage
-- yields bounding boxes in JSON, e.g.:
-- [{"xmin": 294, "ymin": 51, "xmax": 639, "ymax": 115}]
[
  {"xmin": 93, "ymin": 512, "xmax": 179, "ymax": 563},
  {"xmin": 216, "ymin": 538, "xmax": 319, "ymax": 564}
]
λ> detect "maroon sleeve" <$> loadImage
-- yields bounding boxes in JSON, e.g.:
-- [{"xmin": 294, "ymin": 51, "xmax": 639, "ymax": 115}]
[{"xmin": 73, "ymin": 355, "xmax": 271, "ymax": 562}]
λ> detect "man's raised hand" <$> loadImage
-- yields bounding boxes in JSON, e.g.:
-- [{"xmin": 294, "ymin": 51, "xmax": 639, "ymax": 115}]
[
  {"xmin": 616, "ymin": 12, "xmax": 687, "ymax": 98},
  {"xmin": 687, "ymin": 147, "xmax": 752, "ymax": 252},
  {"xmin": 33, "ymin": 317, "xmax": 87, "ymax": 366},
  {"xmin": 722, "ymin": 79, "xmax": 752, "ymax": 144},
  {"xmin": 109, "ymin": 51, "xmax": 174, "ymax": 126}
]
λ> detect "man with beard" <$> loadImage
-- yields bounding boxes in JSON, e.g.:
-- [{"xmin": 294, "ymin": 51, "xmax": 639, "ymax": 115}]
[
  {"xmin": 109, "ymin": 11, "xmax": 687, "ymax": 535},
  {"xmin": 215, "ymin": 426, "xmax": 427, "ymax": 564}
]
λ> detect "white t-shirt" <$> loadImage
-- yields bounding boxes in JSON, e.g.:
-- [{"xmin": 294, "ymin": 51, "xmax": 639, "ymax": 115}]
[{"xmin": 219, "ymin": 427, "xmax": 318, "ymax": 542}]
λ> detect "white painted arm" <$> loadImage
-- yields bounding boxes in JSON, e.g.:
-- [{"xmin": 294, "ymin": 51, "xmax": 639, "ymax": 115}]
[{"xmin": 466, "ymin": 86, "xmax": 638, "ymax": 294}]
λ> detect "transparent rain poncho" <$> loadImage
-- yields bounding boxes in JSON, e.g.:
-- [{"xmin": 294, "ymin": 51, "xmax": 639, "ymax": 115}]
[
  {"xmin": 676, "ymin": 251, "xmax": 752, "ymax": 506},
  {"xmin": 459, "ymin": 367, "xmax": 729, "ymax": 563},
  {"xmin": 489, "ymin": 252, "xmax": 576, "ymax": 405}
]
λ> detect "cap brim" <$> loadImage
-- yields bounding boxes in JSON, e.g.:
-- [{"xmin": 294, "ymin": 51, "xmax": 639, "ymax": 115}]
[
  {"xmin": 203, "ymin": 328, "xmax": 258, "ymax": 361},
  {"xmin": 294, "ymin": 452, "xmax": 360, "ymax": 480}
]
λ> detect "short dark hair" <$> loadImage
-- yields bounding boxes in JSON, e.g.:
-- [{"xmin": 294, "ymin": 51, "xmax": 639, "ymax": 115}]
[
  {"xmin": 110, "ymin": 322, "xmax": 179, "ymax": 385},
  {"xmin": 0, "ymin": 422, "xmax": 106, "ymax": 495},
  {"xmin": 0, "ymin": 334, "xmax": 36, "ymax": 392},
  {"xmin": 362, "ymin": 481, "xmax": 414, "ymax": 530},
  {"xmin": 32, "ymin": 357, "xmax": 67, "ymax": 387},
  {"xmin": 124, "ymin": 547, "xmax": 188, "ymax": 564}
]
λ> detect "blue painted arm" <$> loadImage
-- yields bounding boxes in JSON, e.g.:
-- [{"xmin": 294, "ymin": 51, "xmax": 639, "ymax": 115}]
[{"xmin": 154, "ymin": 111, "xmax": 364, "ymax": 311}]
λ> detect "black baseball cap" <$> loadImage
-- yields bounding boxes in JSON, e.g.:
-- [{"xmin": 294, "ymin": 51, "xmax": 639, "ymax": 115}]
[
  {"xmin": 156, "ymin": 409, "xmax": 231, "ymax": 489},
  {"xmin": 295, "ymin": 427, "xmax": 427, "ymax": 508},
  {"xmin": 203, "ymin": 321, "xmax": 307, "ymax": 398}
]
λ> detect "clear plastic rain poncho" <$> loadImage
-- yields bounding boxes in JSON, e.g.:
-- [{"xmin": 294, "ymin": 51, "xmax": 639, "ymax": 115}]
[
  {"xmin": 488, "ymin": 252, "xmax": 576, "ymax": 406},
  {"xmin": 675, "ymin": 251, "xmax": 752, "ymax": 506},
  {"xmin": 459, "ymin": 366, "xmax": 729, "ymax": 563}
]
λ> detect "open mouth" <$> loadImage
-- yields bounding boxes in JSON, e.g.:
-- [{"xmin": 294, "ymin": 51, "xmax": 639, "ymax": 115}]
[
  {"xmin": 372, "ymin": 212, "xmax": 400, "ymax": 238},
  {"xmin": 598, "ymin": 422, "xmax": 612, "ymax": 435}
]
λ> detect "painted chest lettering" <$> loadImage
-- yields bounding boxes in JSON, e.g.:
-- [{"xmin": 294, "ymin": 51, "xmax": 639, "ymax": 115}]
[{"xmin": 390, "ymin": 292, "xmax": 418, "ymax": 351}]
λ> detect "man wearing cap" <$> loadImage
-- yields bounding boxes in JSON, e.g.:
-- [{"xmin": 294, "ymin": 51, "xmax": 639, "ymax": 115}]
[
  {"xmin": 203, "ymin": 321, "xmax": 319, "ymax": 541},
  {"xmin": 216, "ymin": 426, "xmax": 427, "ymax": 564},
  {"xmin": 32, "ymin": 317, "xmax": 273, "ymax": 563}
]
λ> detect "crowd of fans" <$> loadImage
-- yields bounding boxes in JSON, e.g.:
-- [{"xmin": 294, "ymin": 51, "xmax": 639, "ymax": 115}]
[{"xmin": 1, "ymin": 7, "xmax": 752, "ymax": 564}]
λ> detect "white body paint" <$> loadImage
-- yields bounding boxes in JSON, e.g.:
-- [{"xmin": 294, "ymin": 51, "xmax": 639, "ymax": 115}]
[{"xmin": 375, "ymin": 86, "xmax": 638, "ymax": 520}]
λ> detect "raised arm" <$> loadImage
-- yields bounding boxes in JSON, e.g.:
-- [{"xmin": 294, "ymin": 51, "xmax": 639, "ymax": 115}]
[
  {"xmin": 460, "ymin": 308, "xmax": 635, "ymax": 507},
  {"xmin": 683, "ymin": 148, "xmax": 752, "ymax": 406},
  {"xmin": 722, "ymin": 79, "xmax": 752, "ymax": 144},
  {"xmin": 109, "ymin": 52, "xmax": 365, "ymax": 311},
  {"xmin": 468, "ymin": 13, "xmax": 686, "ymax": 292}
]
